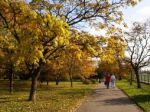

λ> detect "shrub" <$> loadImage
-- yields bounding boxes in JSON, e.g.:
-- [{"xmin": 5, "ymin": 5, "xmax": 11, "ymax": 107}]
[
  {"xmin": 90, "ymin": 79, "xmax": 97, "ymax": 84},
  {"xmin": 82, "ymin": 79, "xmax": 91, "ymax": 84}
]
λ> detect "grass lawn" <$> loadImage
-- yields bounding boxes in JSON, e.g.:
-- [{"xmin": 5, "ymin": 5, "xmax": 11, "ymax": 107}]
[
  {"xmin": 0, "ymin": 80, "xmax": 96, "ymax": 112},
  {"xmin": 117, "ymin": 80, "xmax": 150, "ymax": 112}
]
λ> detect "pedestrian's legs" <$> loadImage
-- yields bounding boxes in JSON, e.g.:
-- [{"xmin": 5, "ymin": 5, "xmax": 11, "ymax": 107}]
[
  {"xmin": 111, "ymin": 81, "xmax": 115, "ymax": 88},
  {"xmin": 110, "ymin": 81, "xmax": 112, "ymax": 88},
  {"xmin": 106, "ymin": 81, "xmax": 109, "ymax": 89},
  {"xmin": 113, "ymin": 81, "xmax": 116, "ymax": 88}
]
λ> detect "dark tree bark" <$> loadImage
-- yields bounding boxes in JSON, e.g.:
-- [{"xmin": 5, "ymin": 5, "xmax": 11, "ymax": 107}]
[
  {"xmin": 8, "ymin": 63, "xmax": 14, "ymax": 94},
  {"xmin": 70, "ymin": 77, "xmax": 73, "ymax": 87},
  {"xmin": 28, "ymin": 67, "xmax": 41, "ymax": 102},
  {"xmin": 68, "ymin": 57, "xmax": 73, "ymax": 87},
  {"xmin": 55, "ymin": 77, "xmax": 59, "ymax": 85},
  {"xmin": 69, "ymin": 74, "xmax": 73, "ymax": 87},
  {"xmin": 46, "ymin": 80, "xmax": 49, "ymax": 86},
  {"xmin": 130, "ymin": 70, "xmax": 133, "ymax": 85},
  {"xmin": 9, "ymin": 69, "xmax": 14, "ymax": 94},
  {"xmin": 118, "ymin": 75, "xmax": 122, "ymax": 80},
  {"xmin": 116, "ymin": 55, "xmax": 123, "ymax": 81},
  {"xmin": 134, "ymin": 69, "xmax": 141, "ymax": 88}
]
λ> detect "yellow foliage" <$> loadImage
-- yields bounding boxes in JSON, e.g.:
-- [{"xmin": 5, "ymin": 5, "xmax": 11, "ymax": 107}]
[
  {"xmin": 100, "ymin": 36, "xmax": 126, "ymax": 64},
  {"xmin": 0, "ymin": 0, "xmax": 70, "ymax": 68}
]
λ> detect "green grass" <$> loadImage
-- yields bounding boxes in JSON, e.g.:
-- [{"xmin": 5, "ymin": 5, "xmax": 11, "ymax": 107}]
[
  {"xmin": 117, "ymin": 80, "xmax": 150, "ymax": 112},
  {"xmin": 0, "ymin": 80, "xmax": 96, "ymax": 112}
]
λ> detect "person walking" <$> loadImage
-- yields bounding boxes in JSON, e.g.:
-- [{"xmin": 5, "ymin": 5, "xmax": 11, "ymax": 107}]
[
  {"xmin": 104, "ymin": 73, "xmax": 111, "ymax": 89},
  {"xmin": 110, "ymin": 74, "xmax": 116, "ymax": 88}
]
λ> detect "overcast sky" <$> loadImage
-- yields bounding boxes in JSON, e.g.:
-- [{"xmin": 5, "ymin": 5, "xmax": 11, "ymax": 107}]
[{"xmin": 85, "ymin": 0, "xmax": 150, "ymax": 36}]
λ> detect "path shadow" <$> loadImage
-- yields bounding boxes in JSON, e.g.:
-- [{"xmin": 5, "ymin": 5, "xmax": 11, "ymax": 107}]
[{"xmin": 95, "ymin": 97, "xmax": 134, "ymax": 105}]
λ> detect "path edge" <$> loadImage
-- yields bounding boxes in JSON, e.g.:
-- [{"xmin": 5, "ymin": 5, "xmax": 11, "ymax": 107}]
[
  {"xmin": 73, "ymin": 83, "xmax": 99, "ymax": 112},
  {"xmin": 117, "ymin": 86, "xmax": 145, "ymax": 112}
]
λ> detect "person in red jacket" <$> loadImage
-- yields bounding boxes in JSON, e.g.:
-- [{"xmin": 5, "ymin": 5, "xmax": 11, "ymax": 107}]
[{"xmin": 104, "ymin": 73, "xmax": 111, "ymax": 89}]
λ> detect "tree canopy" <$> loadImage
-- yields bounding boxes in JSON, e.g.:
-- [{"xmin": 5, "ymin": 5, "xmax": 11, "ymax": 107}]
[{"xmin": 0, "ymin": 0, "xmax": 142, "ymax": 102}]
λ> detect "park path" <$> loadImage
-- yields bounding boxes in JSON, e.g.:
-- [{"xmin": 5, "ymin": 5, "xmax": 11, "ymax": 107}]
[{"xmin": 76, "ymin": 83, "xmax": 143, "ymax": 112}]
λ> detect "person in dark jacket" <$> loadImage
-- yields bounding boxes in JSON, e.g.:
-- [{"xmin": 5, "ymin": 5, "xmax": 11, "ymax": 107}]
[{"xmin": 104, "ymin": 73, "xmax": 111, "ymax": 89}]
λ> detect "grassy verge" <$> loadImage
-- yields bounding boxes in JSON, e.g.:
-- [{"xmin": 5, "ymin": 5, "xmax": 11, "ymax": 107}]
[
  {"xmin": 117, "ymin": 80, "xmax": 150, "ymax": 112},
  {"xmin": 0, "ymin": 80, "xmax": 96, "ymax": 112}
]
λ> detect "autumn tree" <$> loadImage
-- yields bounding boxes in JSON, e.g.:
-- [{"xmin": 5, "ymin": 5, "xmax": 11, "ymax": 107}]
[
  {"xmin": 49, "ymin": 58, "xmax": 66, "ymax": 86},
  {"xmin": 0, "ymin": 0, "xmax": 35, "ymax": 92},
  {"xmin": 0, "ymin": 0, "xmax": 41, "ymax": 99},
  {"xmin": 0, "ymin": 28, "xmax": 19, "ymax": 94},
  {"xmin": 0, "ymin": 0, "xmax": 70, "ymax": 102},
  {"xmin": 98, "ymin": 36, "xmax": 126, "ymax": 78},
  {"xmin": 64, "ymin": 49, "xmax": 96, "ymax": 87},
  {"xmin": 122, "ymin": 59, "xmax": 134, "ymax": 85},
  {"xmin": 39, "ymin": 60, "xmax": 65, "ymax": 86},
  {"xmin": 124, "ymin": 21, "xmax": 150, "ymax": 88},
  {"xmin": 27, "ymin": 0, "xmax": 141, "ymax": 101},
  {"xmin": 61, "ymin": 30, "xmax": 102, "ymax": 86},
  {"xmin": 24, "ymin": 13, "xmax": 69, "ymax": 101},
  {"xmin": 30, "ymin": 0, "xmax": 140, "ymax": 27},
  {"xmin": 79, "ymin": 58, "xmax": 96, "ymax": 80},
  {"xmin": 0, "ymin": 0, "xmax": 102, "ymax": 100},
  {"xmin": 0, "ymin": 0, "xmax": 141, "ymax": 102},
  {"xmin": 108, "ymin": 36, "xmax": 126, "ymax": 80}
]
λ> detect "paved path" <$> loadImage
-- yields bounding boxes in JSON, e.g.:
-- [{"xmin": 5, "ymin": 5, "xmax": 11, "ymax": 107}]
[{"xmin": 76, "ymin": 83, "xmax": 143, "ymax": 112}]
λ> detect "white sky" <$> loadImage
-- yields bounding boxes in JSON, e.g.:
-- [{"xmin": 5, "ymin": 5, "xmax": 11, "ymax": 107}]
[{"xmin": 84, "ymin": 0, "xmax": 150, "ymax": 36}]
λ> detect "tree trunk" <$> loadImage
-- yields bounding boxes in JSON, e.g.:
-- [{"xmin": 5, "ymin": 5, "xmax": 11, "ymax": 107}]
[
  {"xmin": 9, "ymin": 70, "xmax": 13, "ymax": 94},
  {"xmin": 116, "ymin": 54, "xmax": 123, "ymax": 80},
  {"xmin": 98, "ymin": 79, "xmax": 101, "ymax": 83},
  {"xmin": 56, "ymin": 80, "xmax": 59, "ymax": 85},
  {"xmin": 130, "ymin": 70, "xmax": 133, "ymax": 85},
  {"xmin": 70, "ymin": 74, "xmax": 73, "ymax": 87},
  {"xmin": 69, "ymin": 66, "xmax": 73, "ymax": 87},
  {"xmin": 46, "ymin": 80, "xmax": 49, "ymax": 86},
  {"xmin": 134, "ymin": 69, "xmax": 141, "ymax": 88},
  {"xmin": 28, "ymin": 67, "xmax": 41, "ymax": 102},
  {"xmin": 56, "ymin": 77, "xmax": 59, "ymax": 85},
  {"xmin": 118, "ymin": 75, "xmax": 122, "ymax": 80},
  {"xmin": 29, "ymin": 74, "xmax": 37, "ymax": 102}
]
